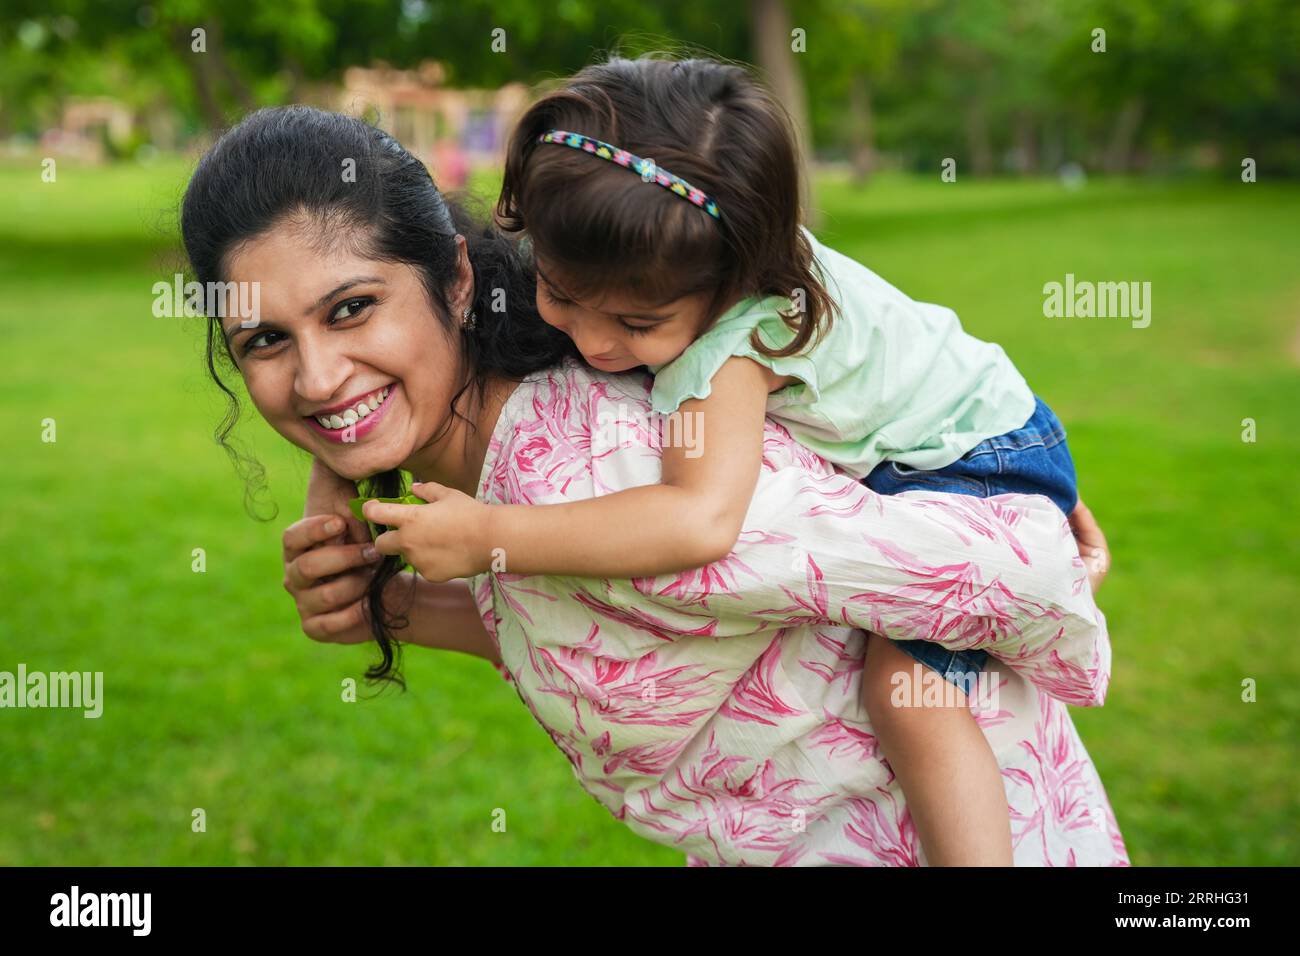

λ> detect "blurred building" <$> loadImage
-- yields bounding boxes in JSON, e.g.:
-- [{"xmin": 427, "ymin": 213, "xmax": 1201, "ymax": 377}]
[
  {"xmin": 43, "ymin": 97, "xmax": 135, "ymax": 162},
  {"xmin": 31, "ymin": 61, "xmax": 530, "ymax": 174},
  {"xmin": 330, "ymin": 61, "xmax": 531, "ymax": 188}
]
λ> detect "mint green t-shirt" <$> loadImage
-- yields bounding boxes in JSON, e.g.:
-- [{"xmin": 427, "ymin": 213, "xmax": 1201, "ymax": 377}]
[{"xmin": 648, "ymin": 228, "xmax": 1037, "ymax": 479}]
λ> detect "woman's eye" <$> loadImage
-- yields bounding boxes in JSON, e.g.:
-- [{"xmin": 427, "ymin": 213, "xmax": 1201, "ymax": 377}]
[
  {"xmin": 331, "ymin": 296, "xmax": 374, "ymax": 322},
  {"xmin": 619, "ymin": 320, "xmax": 653, "ymax": 336},
  {"xmin": 242, "ymin": 295, "xmax": 375, "ymax": 356},
  {"xmin": 543, "ymin": 287, "xmax": 572, "ymax": 307},
  {"xmin": 244, "ymin": 330, "xmax": 283, "ymax": 354}
]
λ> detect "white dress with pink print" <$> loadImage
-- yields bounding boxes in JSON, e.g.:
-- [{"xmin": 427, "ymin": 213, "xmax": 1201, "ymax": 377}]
[{"xmin": 469, "ymin": 359, "xmax": 1128, "ymax": 866}]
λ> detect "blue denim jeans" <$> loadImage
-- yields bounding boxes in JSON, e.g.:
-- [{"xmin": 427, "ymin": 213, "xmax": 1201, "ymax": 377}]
[{"xmin": 861, "ymin": 395, "xmax": 1078, "ymax": 692}]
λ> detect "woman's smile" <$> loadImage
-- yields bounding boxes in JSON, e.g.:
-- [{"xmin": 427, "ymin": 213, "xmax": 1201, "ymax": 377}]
[{"xmin": 303, "ymin": 382, "xmax": 399, "ymax": 443}]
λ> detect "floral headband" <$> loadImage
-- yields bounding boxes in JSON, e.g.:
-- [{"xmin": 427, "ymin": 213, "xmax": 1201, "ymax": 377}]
[{"xmin": 536, "ymin": 129, "xmax": 722, "ymax": 220}]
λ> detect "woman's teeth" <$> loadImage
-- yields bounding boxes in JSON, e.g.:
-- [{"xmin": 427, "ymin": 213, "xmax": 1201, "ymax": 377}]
[{"xmin": 315, "ymin": 386, "xmax": 390, "ymax": 430}]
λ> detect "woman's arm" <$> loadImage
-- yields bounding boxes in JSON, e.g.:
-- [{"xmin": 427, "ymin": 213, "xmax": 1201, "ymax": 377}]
[
  {"xmin": 369, "ymin": 357, "xmax": 779, "ymax": 580},
  {"xmin": 391, "ymin": 574, "xmax": 500, "ymax": 664},
  {"xmin": 306, "ymin": 456, "xmax": 364, "ymax": 539}
]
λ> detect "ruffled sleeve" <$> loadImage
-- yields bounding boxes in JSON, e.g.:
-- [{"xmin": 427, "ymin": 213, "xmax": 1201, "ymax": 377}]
[{"xmin": 648, "ymin": 296, "xmax": 823, "ymax": 415}]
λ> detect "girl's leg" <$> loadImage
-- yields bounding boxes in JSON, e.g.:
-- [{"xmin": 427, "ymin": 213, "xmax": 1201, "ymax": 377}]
[{"xmin": 861, "ymin": 633, "xmax": 1013, "ymax": 866}]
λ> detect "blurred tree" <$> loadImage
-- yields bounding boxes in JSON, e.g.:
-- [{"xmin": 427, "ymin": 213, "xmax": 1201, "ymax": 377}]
[
  {"xmin": 750, "ymin": 0, "xmax": 812, "ymax": 217},
  {"xmin": 798, "ymin": 0, "xmax": 914, "ymax": 184},
  {"xmin": 2, "ymin": 0, "xmax": 1296, "ymax": 175},
  {"xmin": 1055, "ymin": 0, "xmax": 1300, "ymax": 173}
]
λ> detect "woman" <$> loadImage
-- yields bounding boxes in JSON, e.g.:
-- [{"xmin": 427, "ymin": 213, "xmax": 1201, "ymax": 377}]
[{"xmin": 183, "ymin": 106, "xmax": 1126, "ymax": 865}]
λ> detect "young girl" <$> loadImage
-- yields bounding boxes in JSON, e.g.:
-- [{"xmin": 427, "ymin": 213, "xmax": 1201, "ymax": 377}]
[{"xmin": 336, "ymin": 55, "xmax": 1096, "ymax": 866}]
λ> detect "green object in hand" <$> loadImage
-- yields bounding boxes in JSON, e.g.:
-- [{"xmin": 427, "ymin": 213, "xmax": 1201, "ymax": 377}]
[
  {"xmin": 349, "ymin": 494, "xmax": 424, "ymax": 572},
  {"xmin": 348, "ymin": 494, "xmax": 424, "ymax": 523}
]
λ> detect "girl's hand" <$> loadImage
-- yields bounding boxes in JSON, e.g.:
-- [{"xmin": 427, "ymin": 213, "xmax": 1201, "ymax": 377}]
[
  {"xmin": 1068, "ymin": 499, "xmax": 1110, "ymax": 594},
  {"xmin": 364, "ymin": 481, "xmax": 493, "ymax": 583},
  {"xmin": 282, "ymin": 514, "xmax": 384, "ymax": 643}
]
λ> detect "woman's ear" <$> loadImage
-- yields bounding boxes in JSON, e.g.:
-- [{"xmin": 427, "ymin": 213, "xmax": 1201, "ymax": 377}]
[{"xmin": 453, "ymin": 234, "xmax": 475, "ymax": 317}]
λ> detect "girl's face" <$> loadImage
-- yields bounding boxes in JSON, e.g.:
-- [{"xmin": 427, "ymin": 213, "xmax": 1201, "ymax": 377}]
[
  {"xmin": 219, "ymin": 222, "xmax": 469, "ymax": 482},
  {"xmin": 534, "ymin": 260, "xmax": 722, "ymax": 372}
]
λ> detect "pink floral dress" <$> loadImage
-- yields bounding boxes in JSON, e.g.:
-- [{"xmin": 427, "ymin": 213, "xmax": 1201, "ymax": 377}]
[{"xmin": 470, "ymin": 359, "xmax": 1129, "ymax": 866}]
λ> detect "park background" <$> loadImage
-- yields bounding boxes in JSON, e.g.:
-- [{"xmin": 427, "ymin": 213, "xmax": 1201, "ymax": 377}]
[{"xmin": 0, "ymin": 0, "xmax": 1296, "ymax": 865}]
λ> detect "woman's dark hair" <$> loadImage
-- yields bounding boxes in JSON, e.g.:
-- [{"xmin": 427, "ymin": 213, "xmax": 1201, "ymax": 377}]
[
  {"xmin": 497, "ymin": 52, "xmax": 838, "ymax": 358},
  {"xmin": 181, "ymin": 105, "xmax": 576, "ymax": 690}
]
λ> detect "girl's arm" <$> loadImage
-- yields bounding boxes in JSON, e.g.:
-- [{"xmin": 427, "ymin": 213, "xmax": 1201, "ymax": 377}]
[{"xmin": 484, "ymin": 356, "xmax": 780, "ymax": 576}]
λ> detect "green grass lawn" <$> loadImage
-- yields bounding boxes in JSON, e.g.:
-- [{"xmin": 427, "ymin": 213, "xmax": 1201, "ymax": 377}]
[{"xmin": 1, "ymin": 157, "xmax": 1296, "ymax": 865}]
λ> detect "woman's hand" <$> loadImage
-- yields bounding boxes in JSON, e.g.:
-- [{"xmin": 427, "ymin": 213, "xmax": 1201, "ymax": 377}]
[
  {"xmin": 363, "ymin": 481, "xmax": 494, "ymax": 583},
  {"xmin": 1068, "ymin": 499, "xmax": 1110, "ymax": 594},
  {"xmin": 282, "ymin": 513, "xmax": 384, "ymax": 643},
  {"xmin": 285, "ymin": 457, "xmax": 381, "ymax": 641},
  {"xmin": 306, "ymin": 456, "xmax": 368, "ymax": 547}
]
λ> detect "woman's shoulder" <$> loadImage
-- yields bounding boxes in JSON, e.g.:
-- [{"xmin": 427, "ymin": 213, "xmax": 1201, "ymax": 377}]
[
  {"xmin": 479, "ymin": 360, "xmax": 657, "ymax": 503},
  {"xmin": 500, "ymin": 359, "xmax": 655, "ymax": 426},
  {"xmin": 485, "ymin": 357, "xmax": 838, "ymax": 497}
]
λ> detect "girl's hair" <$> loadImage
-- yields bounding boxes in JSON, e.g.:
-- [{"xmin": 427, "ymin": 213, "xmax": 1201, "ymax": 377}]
[
  {"xmin": 180, "ymin": 105, "xmax": 576, "ymax": 689},
  {"xmin": 497, "ymin": 53, "xmax": 837, "ymax": 358}
]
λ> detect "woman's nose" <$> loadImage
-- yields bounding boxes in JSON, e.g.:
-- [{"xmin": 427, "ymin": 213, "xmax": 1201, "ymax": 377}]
[{"xmin": 294, "ymin": 335, "xmax": 352, "ymax": 403}]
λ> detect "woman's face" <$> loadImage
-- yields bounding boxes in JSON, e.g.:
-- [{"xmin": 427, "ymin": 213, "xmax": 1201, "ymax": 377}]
[{"xmin": 219, "ymin": 221, "xmax": 468, "ymax": 482}]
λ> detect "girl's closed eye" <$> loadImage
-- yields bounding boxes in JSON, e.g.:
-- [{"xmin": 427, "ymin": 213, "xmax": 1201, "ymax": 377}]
[
  {"xmin": 540, "ymin": 278, "xmax": 660, "ymax": 338},
  {"xmin": 540, "ymin": 281, "xmax": 653, "ymax": 335},
  {"xmin": 243, "ymin": 295, "xmax": 377, "ymax": 354},
  {"xmin": 618, "ymin": 319, "xmax": 653, "ymax": 336},
  {"xmin": 542, "ymin": 286, "xmax": 572, "ymax": 308}
]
